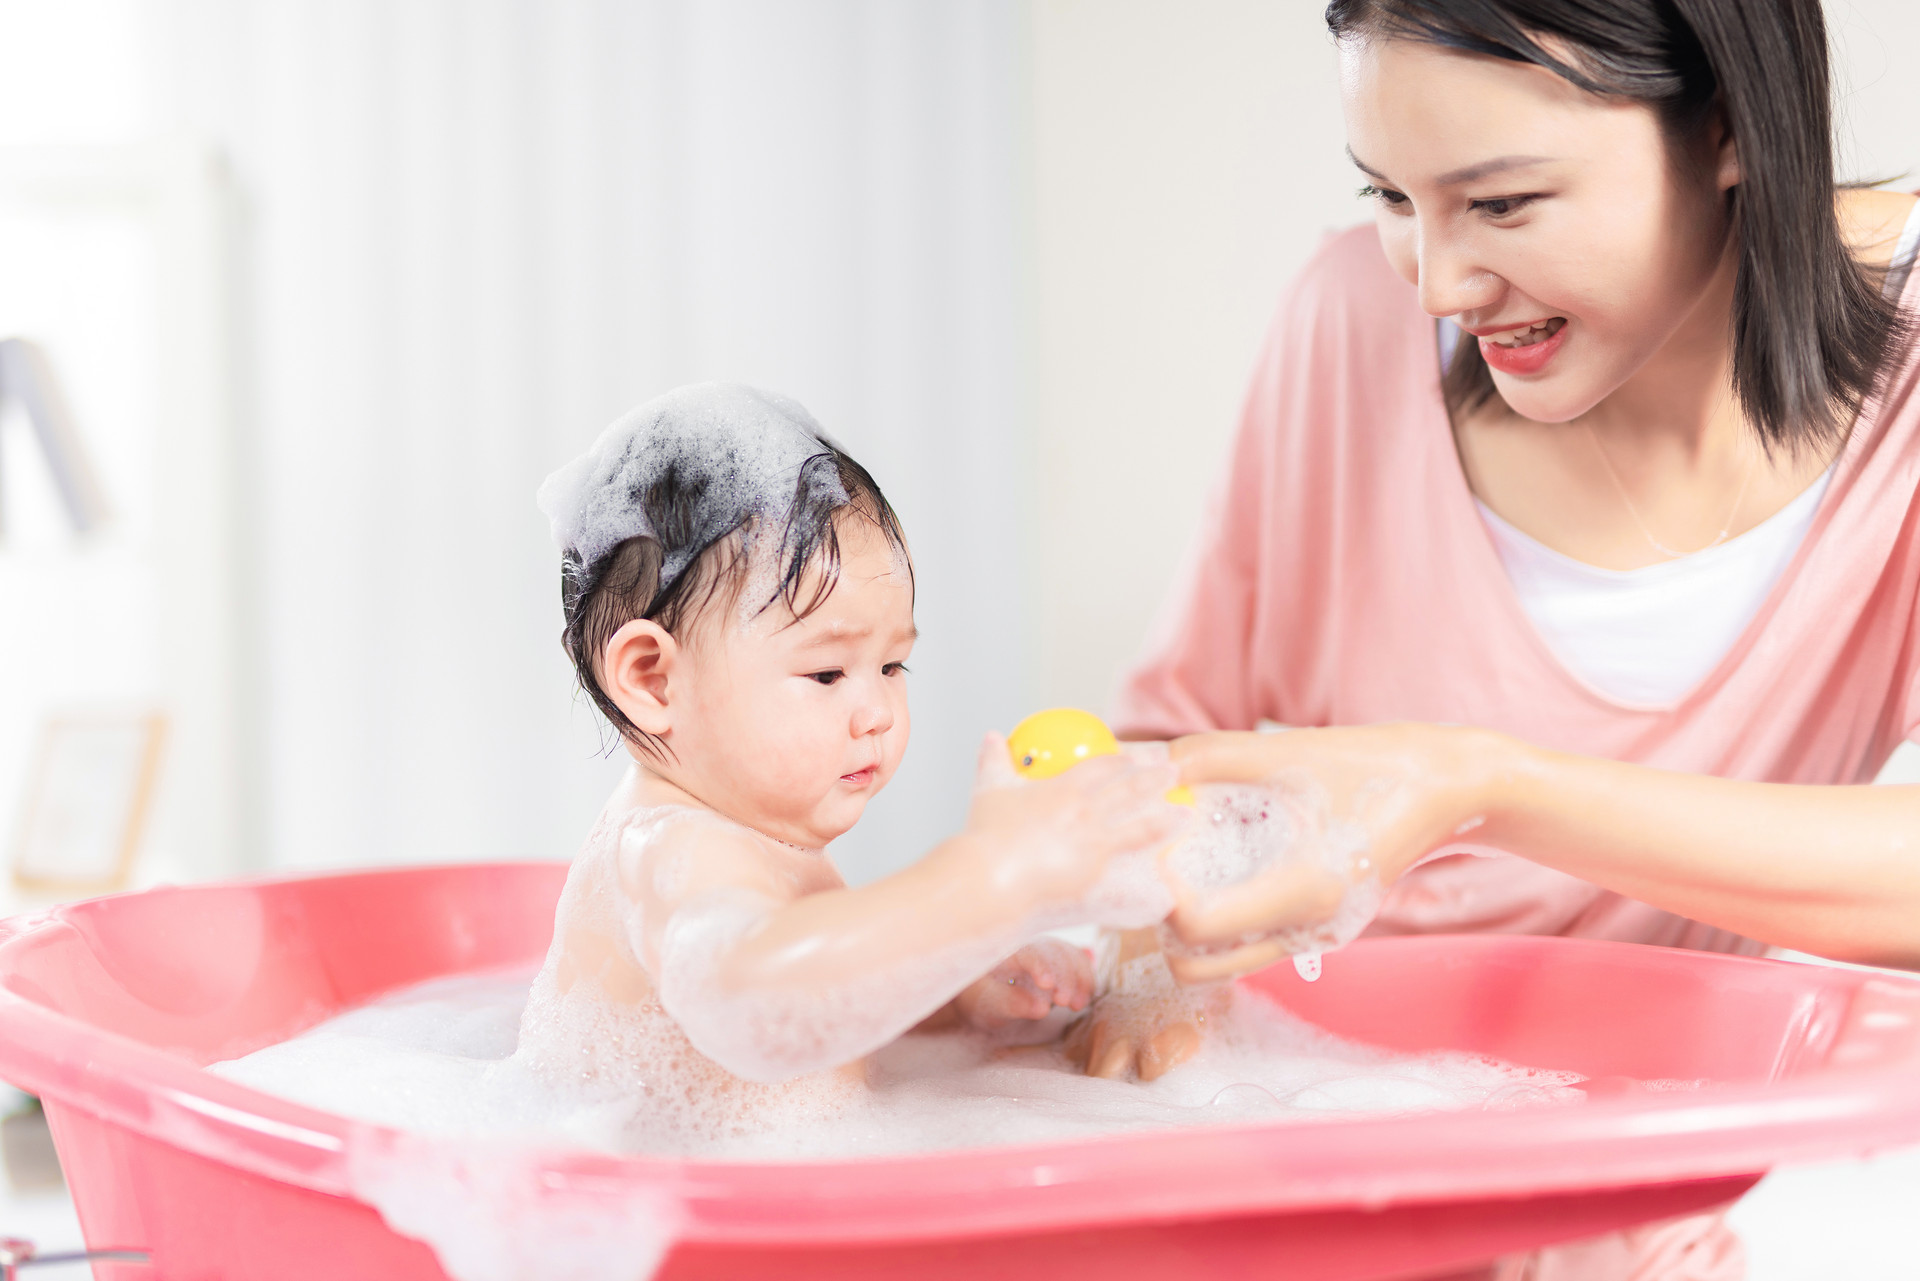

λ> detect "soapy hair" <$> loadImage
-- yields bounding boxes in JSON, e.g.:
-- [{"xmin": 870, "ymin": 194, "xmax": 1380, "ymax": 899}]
[
  {"xmin": 545, "ymin": 386, "xmax": 910, "ymax": 757},
  {"xmin": 1326, "ymin": 0, "xmax": 1912, "ymax": 456}
]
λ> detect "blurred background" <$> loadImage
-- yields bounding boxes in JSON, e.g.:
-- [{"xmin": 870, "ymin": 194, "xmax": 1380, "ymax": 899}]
[{"xmin": 2, "ymin": 0, "xmax": 1918, "ymax": 902}]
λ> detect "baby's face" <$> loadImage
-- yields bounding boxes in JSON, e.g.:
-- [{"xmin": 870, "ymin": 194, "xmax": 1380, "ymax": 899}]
[{"xmin": 663, "ymin": 519, "xmax": 916, "ymax": 848}]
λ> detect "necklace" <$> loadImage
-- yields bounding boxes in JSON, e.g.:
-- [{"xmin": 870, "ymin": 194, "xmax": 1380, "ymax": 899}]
[{"xmin": 1583, "ymin": 421, "xmax": 1756, "ymax": 560}]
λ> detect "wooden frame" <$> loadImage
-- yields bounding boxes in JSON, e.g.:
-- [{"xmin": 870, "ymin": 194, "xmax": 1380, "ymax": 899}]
[
  {"xmin": 0, "ymin": 143, "xmax": 242, "ymax": 886},
  {"xmin": 9, "ymin": 711, "xmax": 167, "ymax": 894}
]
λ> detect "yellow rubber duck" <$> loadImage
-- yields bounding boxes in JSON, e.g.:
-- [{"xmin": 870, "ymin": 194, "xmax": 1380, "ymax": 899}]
[{"xmin": 1007, "ymin": 707, "xmax": 1195, "ymax": 805}]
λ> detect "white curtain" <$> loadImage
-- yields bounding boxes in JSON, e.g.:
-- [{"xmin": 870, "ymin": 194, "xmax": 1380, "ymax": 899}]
[{"xmin": 163, "ymin": 0, "xmax": 1028, "ymax": 884}]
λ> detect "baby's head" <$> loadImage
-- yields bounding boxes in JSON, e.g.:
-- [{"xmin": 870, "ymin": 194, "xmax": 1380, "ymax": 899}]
[{"xmin": 539, "ymin": 384, "xmax": 915, "ymax": 847}]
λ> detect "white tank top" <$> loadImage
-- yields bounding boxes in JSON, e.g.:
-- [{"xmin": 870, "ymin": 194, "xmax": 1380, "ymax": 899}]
[{"xmin": 1469, "ymin": 198, "xmax": 1920, "ymax": 707}]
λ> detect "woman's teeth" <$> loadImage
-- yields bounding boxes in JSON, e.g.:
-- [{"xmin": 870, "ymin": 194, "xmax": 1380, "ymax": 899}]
[{"xmin": 1485, "ymin": 317, "xmax": 1566, "ymax": 348}]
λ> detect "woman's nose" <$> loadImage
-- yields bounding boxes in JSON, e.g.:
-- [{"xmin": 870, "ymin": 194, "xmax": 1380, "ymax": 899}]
[{"xmin": 1415, "ymin": 227, "xmax": 1502, "ymax": 320}]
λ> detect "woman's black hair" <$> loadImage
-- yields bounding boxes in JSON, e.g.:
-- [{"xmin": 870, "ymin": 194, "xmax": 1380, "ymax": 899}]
[
  {"xmin": 1326, "ymin": 0, "xmax": 1910, "ymax": 454},
  {"xmin": 560, "ymin": 447, "xmax": 911, "ymax": 759}
]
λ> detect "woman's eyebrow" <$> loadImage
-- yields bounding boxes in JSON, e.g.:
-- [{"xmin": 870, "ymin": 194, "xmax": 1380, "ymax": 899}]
[{"xmin": 1347, "ymin": 147, "xmax": 1555, "ymax": 187}]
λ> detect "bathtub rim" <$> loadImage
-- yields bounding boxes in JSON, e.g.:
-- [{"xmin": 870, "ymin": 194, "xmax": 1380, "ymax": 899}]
[{"xmin": 1, "ymin": 865, "xmax": 1918, "ymax": 1247}]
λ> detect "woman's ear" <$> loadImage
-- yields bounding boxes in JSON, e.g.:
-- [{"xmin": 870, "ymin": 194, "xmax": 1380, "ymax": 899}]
[
  {"xmin": 602, "ymin": 619, "xmax": 679, "ymax": 739},
  {"xmin": 1709, "ymin": 108, "xmax": 1740, "ymax": 192}
]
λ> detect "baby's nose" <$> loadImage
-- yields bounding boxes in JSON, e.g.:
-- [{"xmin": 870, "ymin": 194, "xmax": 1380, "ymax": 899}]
[{"xmin": 850, "ymin": 691, "xmax": 894, "ymax": 737}]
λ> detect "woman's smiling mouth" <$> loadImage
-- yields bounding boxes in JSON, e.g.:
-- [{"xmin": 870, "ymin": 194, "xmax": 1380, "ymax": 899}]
[{"xmin": 1475, "ymin": 316, "xmax": 1569, "ymax": 375}]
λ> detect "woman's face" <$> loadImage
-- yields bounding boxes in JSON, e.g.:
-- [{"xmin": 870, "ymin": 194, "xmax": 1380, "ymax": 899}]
[{"xmin": 1339, "ymin": 35, "xmax": 1737, "ymax": 423}]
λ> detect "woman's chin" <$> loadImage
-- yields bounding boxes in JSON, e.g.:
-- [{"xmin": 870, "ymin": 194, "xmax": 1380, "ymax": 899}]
[{"xmin": 1486, "ymin": 373, "xmax": 1604, "ymax": 426}]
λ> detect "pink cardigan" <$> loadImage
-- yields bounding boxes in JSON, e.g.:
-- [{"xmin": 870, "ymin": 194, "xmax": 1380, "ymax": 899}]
[{"xmin": 1114, "ymin": 224, "xmax": 1920, "ymax": 952}]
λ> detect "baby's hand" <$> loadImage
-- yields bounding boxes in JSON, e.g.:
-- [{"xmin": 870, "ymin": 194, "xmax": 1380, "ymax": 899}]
[
  {"xmin": 954, "ymin": 939, "xmax": 1094, "ymax": 1031},
  {"xmin": 963, "ymin": 732, "xmax": 1190, "ymax": 911}
]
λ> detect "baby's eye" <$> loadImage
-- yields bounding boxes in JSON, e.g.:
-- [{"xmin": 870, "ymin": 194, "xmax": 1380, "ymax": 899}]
[
  {"xmin": 883, "ymin": 662, "xmax": 909, "ymax": 677},
  {"xmin": 807, "ymin": 669, "xmax": 844, "ymax": 686}
]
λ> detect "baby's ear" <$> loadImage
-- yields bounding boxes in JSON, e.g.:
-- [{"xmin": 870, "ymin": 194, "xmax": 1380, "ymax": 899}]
[{"xmin": 602, "ymin": 619, "xmax": 678, "ymax": 738}]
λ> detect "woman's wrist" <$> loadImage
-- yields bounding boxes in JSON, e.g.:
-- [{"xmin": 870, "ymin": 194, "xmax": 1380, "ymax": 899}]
[{"xmin": 1451, "ymin": 727, "xmax": 1555, "ymax": 861}]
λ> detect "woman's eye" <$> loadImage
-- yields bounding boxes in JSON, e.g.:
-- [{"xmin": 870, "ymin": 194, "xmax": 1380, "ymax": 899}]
[
  {"xmin": 1470, "ymin": 195, "xmax": 1537, "ymax": 219},
  {"xmin": 1359, "ymin": 184, "xmax": 1409, "ymax": 209},
  {"xmin": 808, "ymin": 670, "xmax": 844, "ymax": 686}
]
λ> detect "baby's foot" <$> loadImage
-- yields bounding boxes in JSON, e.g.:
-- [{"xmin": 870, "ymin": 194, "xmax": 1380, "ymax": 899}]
[{"xmin": 1066, "ymin": 929, "xmax": 1225, "ymax": 1082}]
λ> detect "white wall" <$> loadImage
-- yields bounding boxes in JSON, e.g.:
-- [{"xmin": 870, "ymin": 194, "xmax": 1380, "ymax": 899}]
[
  {"xmin": 6, "ymin": 1, "xmax": 1917, "ymax": 897},
  {"xmin": 1029, "ymin": 0, "xmax": 1920, "ymax": 720},
  {"xmin": 161, "ymin": 0, "xmax": 1028, "ymax": 885}
]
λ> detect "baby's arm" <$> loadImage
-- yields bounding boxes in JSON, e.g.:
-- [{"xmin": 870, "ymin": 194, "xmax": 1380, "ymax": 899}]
[{"xmin": 626, "ymin": 747, "xmax": 1187, "ymax": 1083}]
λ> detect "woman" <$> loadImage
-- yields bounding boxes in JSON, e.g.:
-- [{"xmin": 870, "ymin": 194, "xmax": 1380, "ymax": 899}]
[
  {"xmin": 1127, "ymin": 0, "xmax": 1920, "ymax": 974},
  {"xmin": 1103, "ymin": 1, "xmax": 1919, "ymax": 1275}
]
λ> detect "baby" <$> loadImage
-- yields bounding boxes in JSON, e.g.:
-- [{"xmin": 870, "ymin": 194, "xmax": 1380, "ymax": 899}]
[{"xmin": 515, "ymin": 384, "xmax": 1188, "ymax": 1139}]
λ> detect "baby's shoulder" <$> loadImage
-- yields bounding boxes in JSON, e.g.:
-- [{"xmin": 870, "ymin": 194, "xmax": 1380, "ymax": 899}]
[
  {"xmin": 613, "ymin": 802, "xmax": 759, "ymax": 856},
  {"xmin": 612, "ymin": 804, "xmax": 783, "ymax": 907}
]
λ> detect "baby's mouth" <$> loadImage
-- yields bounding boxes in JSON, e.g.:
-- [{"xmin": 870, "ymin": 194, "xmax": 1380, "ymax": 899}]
[
  {"xmin": 840, "ymin": 767, "xmax": 878, "ymax": 787},
  {"xmin": 1482, "ymin": 317, "xmax": 1567, "ymax": 349}
]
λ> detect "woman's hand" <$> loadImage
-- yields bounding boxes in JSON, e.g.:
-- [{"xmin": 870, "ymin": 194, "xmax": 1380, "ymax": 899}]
[
  {"xmin": 953, "ymin": 939, "xmax": 1095, "ymax": 1031},
  {"xmin": 1161, "ymin": 724, "xmax": 1518, "ymax": 980},
  {"xmin": 1148, "ymin": 723, "xmax": 1920, "ymax": 974},
  {"xmin": 958, "ymin": 732, "xmax": 1192, "ymax": 913}
]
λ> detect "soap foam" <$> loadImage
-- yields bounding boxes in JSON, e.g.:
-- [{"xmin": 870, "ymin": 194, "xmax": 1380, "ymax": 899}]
[
  {"xmin": 1162, "ymin": 780, "xmax": 1384, "ymax": 964},
  {"xmin": 509, "ymin": 807, "xmax": 865, "ymax": 1144},
  {"xmin": 654, "ymin": 882, "xmax": 1034, "ymax": 1086},
  {"xmin": 214, "ymin": 968, "xmax": 1612, "ymax": 1281},
  {"xmin": 216, "ymin": 968, "xmax": 1593, "ymax": 1159},
  {"xmin": 531, "ymin": 795, "xmax": 1187, "ymax": 1103},
  {"xmin": 348, "ymin": 1129, "xmax": 680, "ymax": 1281},
  {"xmin": 535, "ymin": 383, "xmax": 845, "ymax": 590},
  {"xmin": 530, "ymin": 801, "xmax": 1171, "ymax": 1100}
]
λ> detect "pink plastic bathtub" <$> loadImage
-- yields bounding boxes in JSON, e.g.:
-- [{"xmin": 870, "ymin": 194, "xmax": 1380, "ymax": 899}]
[{"xmin": 3, "ymin": 864, "xmax": 1920, "ymax": 1281}]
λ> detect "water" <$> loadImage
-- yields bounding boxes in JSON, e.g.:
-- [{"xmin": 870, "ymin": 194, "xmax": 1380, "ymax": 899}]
[
  {"xmin": 214, "ymin": 967, "xmax": 1588, "ymax": 1161},
  {"xmin": 210, "ymin": 969, "xmax": 1635, "ymax": 1281}
]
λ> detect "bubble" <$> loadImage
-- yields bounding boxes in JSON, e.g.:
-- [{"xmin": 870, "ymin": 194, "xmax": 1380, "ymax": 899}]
[
  {"xmin": 535, "ymin": 383, "xmax": 846, "ymax": 591},
  {"xmin": 1160, "ymin": 780, "xmax": 1385, "ymax": 969},
  {"xmin": 1207, "ymin": 1083, "xmax": 1283, "ymax": 1112},
  {"xmin": 209, "ymin": 786, "xmax": 1602, "ymax": 1281},
  {"xmin": 1293, "ymin": 952, "xmax": 1322, "ymax": 982},
  {"xmin": 215, "ymin": 971, "xmax": 1593, "ymax": 1163}
]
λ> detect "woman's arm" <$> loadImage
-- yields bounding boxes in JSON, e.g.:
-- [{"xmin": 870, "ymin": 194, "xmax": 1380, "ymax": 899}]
[{"xmin": 1169, "ymin": 726, "xmax": 1920, "ymax": 973}]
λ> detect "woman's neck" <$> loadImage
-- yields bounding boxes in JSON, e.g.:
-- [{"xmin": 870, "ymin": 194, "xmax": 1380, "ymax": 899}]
[
  {"xmin": 1575, "ymin": 236, "xmax": 1744, "ymax": 462},
  {"xmin": 1459, "ymin": 188, "xmax": 1914, "ymax": 569}
]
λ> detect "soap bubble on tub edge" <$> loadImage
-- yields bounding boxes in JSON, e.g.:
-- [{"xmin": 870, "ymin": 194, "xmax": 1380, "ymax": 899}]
[{"xmin": 349, "ymin": 1128, "xmax": 682, "ymax": 1281}]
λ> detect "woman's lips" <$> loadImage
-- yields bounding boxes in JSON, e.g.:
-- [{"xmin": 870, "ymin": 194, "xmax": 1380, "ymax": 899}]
[{"xmin": 1476, "ymin": 317, "xmax": 1568, "ymax": 376}]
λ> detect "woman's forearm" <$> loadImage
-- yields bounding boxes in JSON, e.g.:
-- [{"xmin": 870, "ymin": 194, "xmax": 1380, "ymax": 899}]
[
  {"xmin": 1170, "ymin": 726, "xmax": 1920, "ymax": 971},
  {"xmin": 1485, "ymin": 741, "xmax": 1920, "ymax": 967}
]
